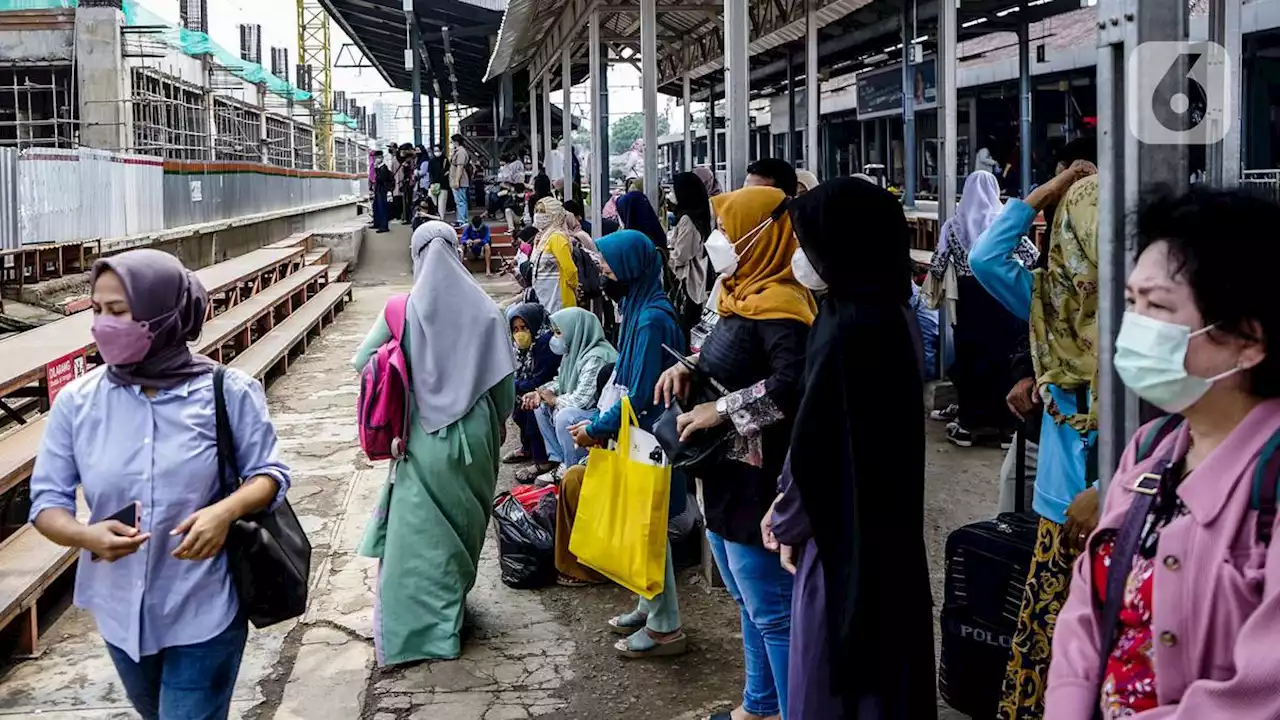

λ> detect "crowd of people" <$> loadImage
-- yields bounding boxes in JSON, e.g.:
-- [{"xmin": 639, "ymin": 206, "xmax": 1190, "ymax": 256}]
[{"xmin": 16, "ymin": 133, "xmax": 1280, "ymax": 720}]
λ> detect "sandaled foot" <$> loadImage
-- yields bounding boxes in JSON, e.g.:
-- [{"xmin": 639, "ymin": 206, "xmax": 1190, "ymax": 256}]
[
  {"xmin": 515, "ymin": 463, "xmax": 556, "ymax": 484},
  {"xmin": 607, "ymin": 610, "xmax": 648, "ymax": 635},
  {"xmin": 614, "ymin": 627, "xmax": 687, "ymax": 658},
  {"xmin": 556, "ymin": 573, "xmax": 604, "ymax": 587},
  {"xmin": 502, "ymin": 449, "xmax": 531, "ymax": 465}
]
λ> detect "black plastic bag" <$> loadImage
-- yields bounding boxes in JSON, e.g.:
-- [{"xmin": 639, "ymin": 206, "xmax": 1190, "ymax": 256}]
[{"xmin": 493, "ymin": 492, "xmax": 556, "ymax": 589}]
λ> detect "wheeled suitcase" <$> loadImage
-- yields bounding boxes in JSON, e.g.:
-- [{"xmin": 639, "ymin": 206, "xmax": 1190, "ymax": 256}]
[{"xmin": 938, "ymin": 429, "xmax": 1038, "ymax": 718}]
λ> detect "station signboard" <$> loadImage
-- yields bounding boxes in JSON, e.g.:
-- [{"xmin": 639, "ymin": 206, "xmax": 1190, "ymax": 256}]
[{"xmin": 856, "ymin": 56, "xmax": 938, "ymax": 120}]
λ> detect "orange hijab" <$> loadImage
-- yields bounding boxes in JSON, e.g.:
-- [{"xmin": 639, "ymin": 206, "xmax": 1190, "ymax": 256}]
[{"xmin": 711, "ymin": 186, "xmax": 816, "ymax": 325}]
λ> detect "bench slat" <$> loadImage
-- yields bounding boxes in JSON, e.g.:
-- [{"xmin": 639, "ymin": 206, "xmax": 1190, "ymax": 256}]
[
  {"xmin": 230, "ymin": 282, "xmax": 353, "ymax": 380},
  {"xmin": 0, "ymin": 418, "xmax": 48, "ymax": 498},
  {"xmin": 195, "ymin": 265, "xmax": 328, "ymax": 354},
  {"xmin": 0, "ymin": 492, "xmax": 88, "ymax": 632}
]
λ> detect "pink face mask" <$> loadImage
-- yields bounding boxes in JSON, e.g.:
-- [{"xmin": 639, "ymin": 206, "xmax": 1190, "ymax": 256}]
[{"xmin": 91, "ymin": 314, "xmax": 154, "ymax": 366}]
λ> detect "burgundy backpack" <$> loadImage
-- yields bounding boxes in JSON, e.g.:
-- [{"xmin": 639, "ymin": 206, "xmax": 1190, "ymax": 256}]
[{"xmin": 358, "ymin": 294, "xmax": 411, "ymax": 461}]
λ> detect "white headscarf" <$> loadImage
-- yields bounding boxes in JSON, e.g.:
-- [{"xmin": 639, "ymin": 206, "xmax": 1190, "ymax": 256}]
[
  {"xmin": 937, "ymin": 170, "xmax": 1002, "ymax": 256},
  {"xmin": 406, "ymin": 221, "xmax": 515, "ymax": 434}
]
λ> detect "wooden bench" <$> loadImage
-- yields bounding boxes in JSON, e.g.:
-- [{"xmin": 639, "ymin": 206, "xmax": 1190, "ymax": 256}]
[
  {"xmin": 230, "ymin": 282, "xmax": 352, "ymax": 381},
  {"xmin": 264, "ymin": 231, "xmax": 314, "ymax": 251},
  {"xmin": 194, "ymin": 265, "xmax": 328, "ymax": 363},
  {"xmin": 327, "ymin": 262, "xmax": 350, "ymax": 283},
  {"xmin": 303, "ymin": 248, "xmax": 331, "ymax": 267},
  {"xmin": 0, "ymin": 512, "xmax": 81, "ymax": 657}
]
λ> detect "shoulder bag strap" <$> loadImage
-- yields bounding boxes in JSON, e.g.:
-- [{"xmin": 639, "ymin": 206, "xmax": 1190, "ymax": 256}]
[
  {"xmin": 213, "ymin": 366, "xmax": 241, "ymax": 498},
  {"xmin": 1252, "ymin": 427, "xmax": 1280, "ymax": 545}
]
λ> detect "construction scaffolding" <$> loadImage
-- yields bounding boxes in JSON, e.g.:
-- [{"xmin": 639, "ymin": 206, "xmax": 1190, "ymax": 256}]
[
  {"xmin": 297, "ymin": 0, "xmax": 333, "ymax": 171},
  {"xmin": 212, "ymin": 96, "xmax": 263, "ymax": 163},
  {"xmin": 264, "ymin": 112, "xmax": 294, "ymax": 167},
  {"xmin": 0, "ymin": 65, "xmax": 77, "ymax": 149},
  {"xmin": 130, "ymin": 67, "xmax": 211, "ymax": 160}
]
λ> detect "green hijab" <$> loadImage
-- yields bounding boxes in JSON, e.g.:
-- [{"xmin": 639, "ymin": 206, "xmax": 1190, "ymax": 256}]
[{"xmin": 550, "ymin": 307, "xmax": 617, "ymax": 397}]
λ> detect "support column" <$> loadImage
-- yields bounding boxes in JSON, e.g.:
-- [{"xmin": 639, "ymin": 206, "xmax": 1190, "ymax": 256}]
[
  {"xmin": 806, "ymin": 0, "xmax": 820, "ymax": 172},
  {"xmin": 562, "ymin": 45, "xmax": 574, "ymax": 202},
  {"xmin": 1207, "ymin": 0, "xmax": 1241, "ymax": 187},
  {"xmin": 859, "ymin": 120, "xmax": 867, "ymax": 173},
  {"xmin": 542, "ymin": 72, "xmax": 553, "ymax": 168},
  {"xmin": 529, "ymin": 81, "xmax": 540, "ymax": 174},
  {"xmin": 411, "ymin": 20, "xmax": 423, "ymax": 146},
  {"xmin": 428, "ymin": 94, "xmax": 436, "ymax": 147},
  {"xmin": 937, "ymin": 0, "xmax": 957, "ymax": 380},
  {"xmin": 708, "ymin": 99, "xmax": 717, "ymax": 173},
  {"xmin": 589, "ymin": 10, "xmax": 603, "ymax": 238},
  {"xmin": 641, "ymin": 0, "xmax": 659, "ymax": 207},
  {"xmin": 725, "ymin": 0, "xmax": 750, "ymax": 190},
  {"xmin": 75, "ymin": 2, "xmax": 131, "ymax": 151},
  {"xmin": 1018, "ymin": 22, "xmax": 1032, "ymax": 197},
  {"xmin": 439, "ymin": 96, "xmax": 448, "ymax": 153},
  {"xmin": 597, "ymin": 38, "xmax": 611, "ymax": 219},
  {"xmin": 683, "ymin": 73, "xmax": 693, "ymax": 172},
  {"xmin": 901, "ymin": 4, "xmax": 916, "ymax": 207},
  {"xmin": 967, "ymin": 95, "xmax": 978, "ymax": 173},
  {"xmin": 786, "ymin": 49, "xmax": 796, "ymax": 163}
]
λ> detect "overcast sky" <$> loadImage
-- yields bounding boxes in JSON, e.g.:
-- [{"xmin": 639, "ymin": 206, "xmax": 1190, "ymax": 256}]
[{"xmin": 138, "ymin": 0, "xmax": 670, "ymax": 141}]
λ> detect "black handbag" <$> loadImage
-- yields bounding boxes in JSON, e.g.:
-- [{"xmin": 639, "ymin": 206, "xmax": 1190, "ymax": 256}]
[
  {"xmin": 213, "ymin": 367, "xmax": 312, "ymax": 629},
  {"xmin": 653, "ymin": 395, "xmax": 732, "ymax": 477}
]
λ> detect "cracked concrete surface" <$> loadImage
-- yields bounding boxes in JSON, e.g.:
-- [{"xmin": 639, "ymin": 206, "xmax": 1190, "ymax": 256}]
[{"xmin": 0, "ymin": 225, "xmax": 984, "ymax": 719}]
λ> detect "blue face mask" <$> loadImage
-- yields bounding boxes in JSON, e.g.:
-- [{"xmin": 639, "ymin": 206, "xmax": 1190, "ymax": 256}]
[
  {"xmin": 1114, "ymin": 311, "xmax": 1241, "ymax": 413},
  {"xmin": 549, "ymin": 335, "xmax": 566, "ymax": 356}
]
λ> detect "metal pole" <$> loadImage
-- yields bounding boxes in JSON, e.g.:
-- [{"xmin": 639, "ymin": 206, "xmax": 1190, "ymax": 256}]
[
  {"xmin": 725, "ymin": 0, "xmax": 750, "ymax": 190},
  {"xmin": 411, "ymin": 20, "xmax": 423, "ymax": 146},
  {"xmin": 543, "ymin": 72, "xmax": 553, "ymax": 168},
  {"xmin": 529, "ymin": 80, "xmax": 540, "ymax": 174},
  {"xmin": 1018, "ymin": 22, "xmax": 1032, "ymax": 197},
  {"xmin": 1207, "ymin": 0, "xmax": 1241, "ymax": 187},
  {"xmin": 806, "ymin": 0, "xmax": 819, "ymax": 172},
  {"xmin": 901, "ymin": 3, "xmax": 916, "ymax": 207},
  {"xmin": 859, "ymin": 120, "xmax": 867, "ymax": 173},
  {"xmin": 598, "ymin": 39, "xmax": 611, "ymax": 217},
  {"xmin": 937, "ymin": 0, "xmax": 957, "ymax": 381},
  {"xmin": 641, "ymin": 0, "xmax": 659, "ymax": 208},
  {"xmin": 786, "ymin": 48, "xmax": 796, "ymax": 163},
  {"xmin": 590, "ymin": 9, "xmax": 603, "ymax": 239},
  {"xmin": 428, "ymin": 93, "xmax": 436, "ymax": 147},
  {"xmin": 708, "ymin": 98, "xmax": 717, "ymax": 173},
  {"xmin": 562, "ymin": 45, "xmax": 574, "ymax": 202},
  {"xmin": 683, "ymin": 73, "xmax": 693, "ymax": 171}
]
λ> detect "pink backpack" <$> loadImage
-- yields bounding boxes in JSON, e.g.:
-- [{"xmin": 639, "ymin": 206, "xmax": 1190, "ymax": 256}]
[{"xmin": 358, "ymin": 294, "xmax": 411, "ymax": 461}]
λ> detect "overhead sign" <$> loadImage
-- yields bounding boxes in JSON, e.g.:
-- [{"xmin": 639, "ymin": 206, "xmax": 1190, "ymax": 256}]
[
  {"xmin": 857, "ymin": 56, "xmax": 938, "ymax": 120},
  {"xmin": 46, "ymin": 350, "xmax": 87, "ymax": 404}
]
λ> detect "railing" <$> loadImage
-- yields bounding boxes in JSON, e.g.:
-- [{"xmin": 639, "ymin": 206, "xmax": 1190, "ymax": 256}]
[{"xmin": 1242, "ymin": 169, "xmax": 1280, "ymax": 205}]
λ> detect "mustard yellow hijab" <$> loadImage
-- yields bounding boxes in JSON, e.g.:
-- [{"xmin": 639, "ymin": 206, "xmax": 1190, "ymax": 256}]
[
  {"xmin": 1030, "ymin": 174, "xmax": 1099, "ymax": 432},
  {"xmin": 711, "ymin": 186, "xmax": 816, "ymax": 325}
]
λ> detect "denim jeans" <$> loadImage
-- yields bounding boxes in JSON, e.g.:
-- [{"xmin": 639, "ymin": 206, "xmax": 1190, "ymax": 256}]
[
  {"xmin": 105, "ymin": 617, "xmax": 248, "ymax": 720},
  {"xmin": 707, "ymin": 530, "xmax": 794, "ymax": 717},
  {"xmin": 534, "ymin": 404, "xmax": 597, "ymax": 469},
  {"xmin": 453, "ymin": 188, "xmax": 470, "ymax": 224}
]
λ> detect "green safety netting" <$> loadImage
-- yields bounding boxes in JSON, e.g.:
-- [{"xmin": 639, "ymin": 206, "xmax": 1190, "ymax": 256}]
[
  {"xmin": 0, "ymin": 0, "xmax": 75, "ymax": 8},
  {"xmin": 332, "ymin": 112, "xmax": 357, "ymax": 129}
]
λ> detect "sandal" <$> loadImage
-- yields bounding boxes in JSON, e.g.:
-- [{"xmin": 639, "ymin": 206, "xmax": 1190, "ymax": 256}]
[
  {"xmin": 614, "ymin": 627, "xmax": 687, "ymax": 658},
  {"xmin": 556, "ymin": 573, "xmax": 603, "ymax": 587},
  {"xmin": 607, "ymin": 610, "xmax": 648, "ymax": 635},
  {"xmin": 502, "ymin": 449, "xmax": 531, "ymax": 465},
  {"xmin": 515, "ymin": 463, "xmax": 556, "ymax": 484}
]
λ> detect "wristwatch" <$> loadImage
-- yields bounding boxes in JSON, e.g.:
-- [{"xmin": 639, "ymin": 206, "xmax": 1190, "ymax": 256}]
[{"xmin": 715, "ymin": 396, "xmax": 729, "ymax": 419}]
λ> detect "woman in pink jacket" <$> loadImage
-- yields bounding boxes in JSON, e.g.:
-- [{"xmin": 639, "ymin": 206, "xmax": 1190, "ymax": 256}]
[{"xmin": 1046, "ymin": 188, "xmax": 1280, "ymax": 718}]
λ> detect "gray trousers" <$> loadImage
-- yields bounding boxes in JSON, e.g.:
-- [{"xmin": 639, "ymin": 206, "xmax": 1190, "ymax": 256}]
[{"xmin": 998, "ymin": 432, "xmax": 1039, "ymax": 514}]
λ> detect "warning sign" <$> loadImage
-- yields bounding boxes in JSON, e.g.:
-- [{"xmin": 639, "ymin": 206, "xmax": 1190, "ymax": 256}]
[{"xmin": 46, "ymin": 351, "xmax": 87, "ymax": 404}]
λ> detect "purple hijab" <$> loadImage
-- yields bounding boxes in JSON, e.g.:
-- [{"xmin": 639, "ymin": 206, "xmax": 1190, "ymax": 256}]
[{"xmin": 91, "ymin": 249, "xmax": 216, "ymax": 389}]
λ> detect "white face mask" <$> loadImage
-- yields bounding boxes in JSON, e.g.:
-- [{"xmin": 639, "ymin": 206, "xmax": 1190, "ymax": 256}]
[
  {"xmin": 1114, "ymin": 311, "xmax": 1241, "ymax": 413},
  {"xmin": 791, "ymin": 248, "xmax": 827, "ymax": 292},
  {"xmin": 532, "ymin": 213, "xmax": 551, "ymax": 231},
  {"xmin": 705, "ymin": 217, "xmax": 771, "ymax": 277}
]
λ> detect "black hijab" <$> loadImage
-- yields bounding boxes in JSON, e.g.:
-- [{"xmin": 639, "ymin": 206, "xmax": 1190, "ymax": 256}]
[
  {"xmin": 671, "ymin": 171, "xmax": 712, "ymax": 239},
  {"xmin": 787, "ymin": 177, "xmax": 936, "ymax": 719}
]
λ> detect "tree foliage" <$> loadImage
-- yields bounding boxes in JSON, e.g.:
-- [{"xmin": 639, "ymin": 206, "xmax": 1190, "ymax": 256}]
[{"xmin": 609, "ymin": 112, "xmax": 670, "ymax": 155}]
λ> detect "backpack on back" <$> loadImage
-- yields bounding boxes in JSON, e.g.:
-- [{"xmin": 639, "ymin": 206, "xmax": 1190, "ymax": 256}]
[
  {"xmin": 358, "ymin": 294, "xmax": 411, "ymax": 461},
  {"xmin": 572, "ymin": 243, "xmax": 604, "ymax": 301}
]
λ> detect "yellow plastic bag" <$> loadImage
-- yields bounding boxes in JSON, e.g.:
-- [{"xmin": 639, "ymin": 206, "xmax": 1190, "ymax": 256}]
[{"xmin": 569, "ymin": 395, "xmax": 671, "ymax": 599}]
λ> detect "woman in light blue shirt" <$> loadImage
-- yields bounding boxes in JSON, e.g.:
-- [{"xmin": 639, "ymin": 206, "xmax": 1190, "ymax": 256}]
[{"xmin": 30, "ymin": 249, "xmax": 290, "ymax": 720}]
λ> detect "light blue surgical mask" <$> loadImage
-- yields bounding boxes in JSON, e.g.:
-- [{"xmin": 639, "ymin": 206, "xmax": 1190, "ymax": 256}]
[
  {"xmin": 549, "ymin": 335, "xmax": 566, "ymax": 356},
  {"xmin": 1114, "ymin": 311, "xmax": 1241, "ymax": 413}
]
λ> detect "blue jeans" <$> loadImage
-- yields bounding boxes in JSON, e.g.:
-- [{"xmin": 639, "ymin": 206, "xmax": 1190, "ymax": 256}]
[
  {"xmin": 707, "ymin": 530, "xmax": 794, "ymax": 717},
  {"xmin": 453, "ymin": 188, "xmax": 470, "ymax": 224},
  {"xmin": 534, "ymin": 404, "xmax": 596, "ymax": 469},
  {"xmin": 105, "ymin": 617, "xmax": 248, "ymax": 720}
]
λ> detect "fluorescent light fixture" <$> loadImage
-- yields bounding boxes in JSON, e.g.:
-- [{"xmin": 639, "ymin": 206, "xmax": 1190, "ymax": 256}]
[
  {"xmin": 996, "ymin": 5, "xmax": 1021, "ymax": 16},
  {"xmin": 913, "ymin": 35, "xmax": 930, "ymax": 42},
  {"xmin": 962, "ymin": 17, "xmax": 989, "ymax": 27}
]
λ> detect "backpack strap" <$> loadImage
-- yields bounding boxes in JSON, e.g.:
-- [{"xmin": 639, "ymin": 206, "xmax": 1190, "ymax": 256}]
[
  {"xmin": 385, "ymin": 294, "xmax": 410, "ymax": 343},
  {"xmin": 1135, "ymin": 414, "xmax": 1183, "ymax": 465},
  {"xmin": 1251, "ymin": 427, "xmax": 1280, "ymax": 545}
]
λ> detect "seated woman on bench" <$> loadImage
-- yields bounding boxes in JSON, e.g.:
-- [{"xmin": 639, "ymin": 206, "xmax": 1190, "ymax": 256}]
[{"xmin": 29, "ymin": 248, "xmax": 292, "ymax": 720}]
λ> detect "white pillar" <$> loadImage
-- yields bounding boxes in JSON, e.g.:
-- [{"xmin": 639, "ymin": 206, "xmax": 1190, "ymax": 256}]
[
  {"xmin": 1207, "ymin": 0, "xmax": 1241, "ymax": 187},
  {"xmin": 562, "ymin": 45, "xmax": 574, "ymax": 202},
  {"xmin": 589, "ymin": 10, "xmax": 603, "ymax": 238},
  {"xmin": 724, "ymin": 0, "xmax": 750, "ymax": 190},
  {"xmin": 937, "ymin": 0, "xmax": 958, "ymax": 381},
  {"xmin": 641, "ymin": 0, "xmax": 659, "ymax": 208},
  {"xmin": 805, "ymin": 0, "xmax": 819, "ymax": 172},
  {"xmin": 542, "ymin": 72, "xmax": 553, "ymax": 167},
  {"xmin": 529, "ymin": 80, "xmax": 540, "ymax": 174},
  {"xmin": 683, "ymin": 73, "xmax": 693, "ymax": 172}
]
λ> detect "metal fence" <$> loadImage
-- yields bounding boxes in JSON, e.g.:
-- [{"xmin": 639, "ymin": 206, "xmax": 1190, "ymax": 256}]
[
  {"xmin": 161, "ymin": 167, "xmax": 359, "ymax": 229},
  {"xmin": 0, "ymin": 148, "xmax": 17, "ymax": 251},
  {"xmin": 1242, "ymin": 169, "xmax": 1280, "ymax": 205},
  {"xmin": 16, "ymin": 148, "xmax": 165, "ymax": 246}
]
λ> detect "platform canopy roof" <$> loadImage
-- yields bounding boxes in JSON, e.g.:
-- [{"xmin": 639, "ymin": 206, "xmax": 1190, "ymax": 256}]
[{"xmin": 320, "ymin": 0, "xmax": 507, "ymax": 108}]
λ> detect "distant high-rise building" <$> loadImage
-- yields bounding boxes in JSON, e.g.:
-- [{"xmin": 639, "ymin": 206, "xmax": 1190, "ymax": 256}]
[
  {"xmin": 238, "ymin": 24, "xmax": 262, "ymax": 65},
  {"xmin": 296, "ymin": 64, "xmax": 313, "ymax": 93},
  {"xmin": 270, "ymin": 48, "xmax": 289, "ymax": 81},
  {"xmin": 179, "ymin": 0, "xmax": 208, "ymax": 34},
  {"xmin": 371, "ymin": 100, "xmax": 398, "ymax": 142}
]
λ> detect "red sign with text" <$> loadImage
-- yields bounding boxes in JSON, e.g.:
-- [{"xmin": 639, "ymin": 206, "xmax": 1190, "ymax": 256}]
[{"xmin": 46, "ymin": 351, "xmax": 87, "ymax": 404}]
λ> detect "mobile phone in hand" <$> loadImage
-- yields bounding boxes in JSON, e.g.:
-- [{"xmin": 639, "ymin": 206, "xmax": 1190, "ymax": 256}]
[{"xmin": 90, "ymin": 501, "xmax": 140, "ymax": 561}]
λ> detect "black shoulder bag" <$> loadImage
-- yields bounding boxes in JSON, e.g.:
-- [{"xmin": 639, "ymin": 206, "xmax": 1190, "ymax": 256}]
[{"xmin": 214, "ymin": 366, "xmax": 312, "ymax": 628}]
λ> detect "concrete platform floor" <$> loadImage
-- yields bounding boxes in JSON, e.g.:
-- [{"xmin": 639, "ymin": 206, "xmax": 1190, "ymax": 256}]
[{"xmin": 0, "ymin": 223, "xmax": 989, "ymax": 719}]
